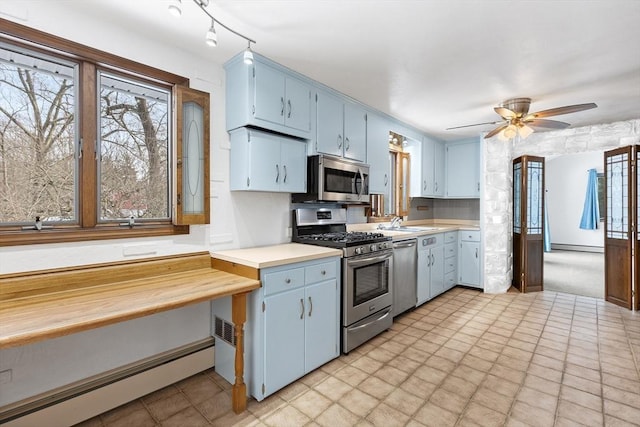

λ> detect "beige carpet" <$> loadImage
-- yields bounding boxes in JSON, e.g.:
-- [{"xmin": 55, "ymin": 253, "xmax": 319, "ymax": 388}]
[{"xmin": 544, "ymin": 250, "xmax": 604, "ymax": 299}]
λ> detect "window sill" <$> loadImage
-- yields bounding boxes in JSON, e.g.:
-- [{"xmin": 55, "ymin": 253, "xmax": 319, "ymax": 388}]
[{"xmin": 0, "ymin": 224, "xmax": 190, "ymax": 247}]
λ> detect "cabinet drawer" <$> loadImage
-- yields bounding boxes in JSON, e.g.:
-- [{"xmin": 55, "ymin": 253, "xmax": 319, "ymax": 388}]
[
  {"xmin": 445, "ymin": 258, "xmax": 456, "ymax": 274},
  {"xmin": 460, "ymin": 230, "xmax": 480, "ymax": 242},
  {"xmin": 263, "ymin": 268, "xmax": 305, "ymax": 296},
  {"xmin": 445, "ymin": 271, "xmax": 457, "ymax": 288},
  {"xmin": 444, "ymin": 232, "xmax": 457, "ymax": 244},
  {"xmin": 445, "ymin": 242, "xmax": 457, "ymax": 259},
  {"xmin": 305, "ymin": 261, "xmax": 337, "ymax": 284}
]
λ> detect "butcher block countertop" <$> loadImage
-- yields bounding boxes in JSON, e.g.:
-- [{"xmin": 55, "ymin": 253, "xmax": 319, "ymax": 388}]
[
  {"xmin": 0, "ymin": 252, "xmax": 260, "ymax": 349},
  {"xmin": 211, "ymin": 243, "xmax": 342, "ymax": 269}
]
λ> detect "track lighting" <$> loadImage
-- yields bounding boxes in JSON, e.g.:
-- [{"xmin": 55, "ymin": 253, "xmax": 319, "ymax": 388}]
[
  {"xmin": 243, "ymin": 42, "xmax": 254, "ymax": 65},
  {"xmin": 169, "ymin": 0, "xmax": 256, "ymax": 61},
  {"xmin": 205, "ymin": 20, "xmax": 217, "ymax": 47},
  {"xmin": 168, "ymin": 0, "xmax": 182, "ymax": 17}
]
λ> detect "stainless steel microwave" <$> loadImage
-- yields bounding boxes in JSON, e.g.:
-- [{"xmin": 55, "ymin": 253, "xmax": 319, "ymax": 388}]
[{"xmin": 292, "ymin": 155, "xmax": 370, "ymax": 203}]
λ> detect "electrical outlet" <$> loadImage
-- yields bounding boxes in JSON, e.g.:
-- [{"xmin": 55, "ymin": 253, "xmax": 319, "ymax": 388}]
[
  {"xmin": 286, "ymin": 227, "xmax": 292, "ymax": 238},
  {"xmin": 0, "ymin": 369, "xmax": 12, "ymax": 384}
]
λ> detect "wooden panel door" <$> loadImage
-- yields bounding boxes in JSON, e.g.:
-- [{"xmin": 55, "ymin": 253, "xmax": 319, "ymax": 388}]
[
  {"xmin": 513, "ymin": 156, "xmax": 545, "ymax": 292},
  {"xmin": 604, "ymin": 147, "xmax": 634, "ymax": 309}
]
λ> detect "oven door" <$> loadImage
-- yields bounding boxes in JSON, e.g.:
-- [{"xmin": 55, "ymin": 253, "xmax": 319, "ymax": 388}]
[
  {"xmin": 343, "ymin": 250, "xmax": 393, "ymax": 326},
  {"xmin": 319, "ymin": 156, "xmax": 369, "ymax": 203}
]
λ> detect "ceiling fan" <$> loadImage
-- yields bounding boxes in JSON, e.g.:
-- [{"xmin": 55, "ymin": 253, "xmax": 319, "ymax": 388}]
[{"xmin": 447, "ymin": 97, "xmax": 597, "ymax": 139}]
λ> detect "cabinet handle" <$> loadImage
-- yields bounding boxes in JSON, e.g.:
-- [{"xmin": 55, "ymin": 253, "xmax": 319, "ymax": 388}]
[
  {"xmin": 423, "ymin": 180, "xmax": 427, "ymax": 191},
  {"xmin": 280, "ymin": 97, "xmax": 284, "ymax": 116},
  {"xmin": 300, "ymin": 298, "xmax": 304, "ymax": 319},
  {"xmin": 384, "ymin": 174, "xmax": 388, "ymax": 186},
  {"xmin": 337, "ymin": 134, "xmax": 343, "ymax": 149},
  {"xmin": 283, "ymin": 165, "xmax": 287, "ymax": 183},
  {"xmin": 477, "ymin": 182, "xmax": 480, "ymax": 192},
  {"xmin": 321, "ymin": 270, "xmax": 326, "ymax": 275},
  {"xmin": 285, "ymin": 278, "xmax": 291, "ymax": 284},
  {"xmin": 475, "ymin": 248, "xmax": 478, "ymax": 258},
  {"xmin": 427, "ymin": 253, "xmax": 431, "ymax": 267},
  {"xmin": 435, "ymin": 182, "xmax": 438, "ymax": 192},
  {"xmin": 431, "ymin": 254, "xmax": 435, "ymax": 265},
  {"xmin": 345, "ymin": 137, "xmax": 350, "ymax": 151},
  {"xmin": 308, "ymin": 296, "xmax": 313, "ymax": 317},
  {"xmin": 287, "ymin": 99, "xmax": 292, "ymax": 118},
  {"xmin": 275, "ymin": 164, "xmax": 280, "ymax": 183}
]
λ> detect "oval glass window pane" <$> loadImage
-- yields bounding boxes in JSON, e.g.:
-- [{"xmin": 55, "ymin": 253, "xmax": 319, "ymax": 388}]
[{"xmin": 182, "ymin": 101, "xmax": 204, "ymax": 214}]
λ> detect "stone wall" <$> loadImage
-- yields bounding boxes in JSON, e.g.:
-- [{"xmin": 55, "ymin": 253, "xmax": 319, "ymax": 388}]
[{"xmin": 481, "ymin": 119, "xmax": 640, "ymax": 293}]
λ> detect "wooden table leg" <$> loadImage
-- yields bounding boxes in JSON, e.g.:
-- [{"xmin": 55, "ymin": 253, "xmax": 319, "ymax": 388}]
[{"xmin": 231, "ymin": 291, "xmax": 248, "ymax": 413}]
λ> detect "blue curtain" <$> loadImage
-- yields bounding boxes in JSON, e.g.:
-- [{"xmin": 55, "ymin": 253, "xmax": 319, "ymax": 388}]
[
  {"xmin": 544, "ymin": 193, "xmax": 551, "ymax": 252},
  {"xmin": 579, "ymin": 168, "xmax": 600, "ymax": 230}
]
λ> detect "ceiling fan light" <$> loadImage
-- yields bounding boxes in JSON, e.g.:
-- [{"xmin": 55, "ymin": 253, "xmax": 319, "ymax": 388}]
[
  {"xmin": 168, "ymin": 0, "xmax": 182, "ymax": 17},
  {"xmin": 518, "ymin": 124, "xmax": 534, "ymax": 139},
  {"xmin": 503, "ymin": 124, "xmax": 518, "ymax": 139}
]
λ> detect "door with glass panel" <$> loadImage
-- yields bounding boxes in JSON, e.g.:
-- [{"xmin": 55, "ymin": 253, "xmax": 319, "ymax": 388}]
[
  {"xmin": 604, "ymin": 146, "xmax": 635, "ymax": 309},
  {"xmin": 513, "ymin": 156, "xmax": 545, "ymax": 292}
]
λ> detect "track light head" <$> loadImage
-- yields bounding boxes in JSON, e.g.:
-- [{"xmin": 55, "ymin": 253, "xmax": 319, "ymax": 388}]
[
  {"xmin": 168, "ymin": 0, "xmax": 182, "ymax": 17},
  {"xmin": 243, "ymin": 42, "xmax": 254, "ymax": 65},
  {"xmin": 205, "ymin": 20, "xmax": 217, "ymax": 47}
]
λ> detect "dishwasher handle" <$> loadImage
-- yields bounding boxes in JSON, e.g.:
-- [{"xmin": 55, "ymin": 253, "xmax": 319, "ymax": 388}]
[{"xmin": 393, "ymin": 240, "xmax": 417, "ymax": 249}]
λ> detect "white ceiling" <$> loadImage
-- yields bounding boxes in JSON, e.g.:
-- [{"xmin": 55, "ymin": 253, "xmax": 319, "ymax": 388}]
[{"xmin": 27, "ymin": 0, "xmax": 640, "ymax": 141}]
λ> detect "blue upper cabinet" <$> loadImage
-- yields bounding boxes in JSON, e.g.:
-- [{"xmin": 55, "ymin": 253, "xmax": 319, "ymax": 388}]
[
  {"xmin": 315, "ymin": 89, "xmax": 367, "ymax": 162},
  {"xmin": 445, "ymin": 138, "xmax": 480, "ymax": 198},
  {"xmin": 225, "ymin": 54, "xmax": 311, "ymax": 139}
]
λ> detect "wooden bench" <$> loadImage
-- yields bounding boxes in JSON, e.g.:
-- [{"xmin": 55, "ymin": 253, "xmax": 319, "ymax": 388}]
[{"xmin": 0, "ymin": 251, "xmax": 260, "ymax": 413}]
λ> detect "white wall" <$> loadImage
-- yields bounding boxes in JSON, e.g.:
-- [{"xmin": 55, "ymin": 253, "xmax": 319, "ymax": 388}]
[
  {"xmin": 546, "ymin": 151, "xmax": 604, "ymax": 249},
  {"xmin": 0, "ymin": 2, "xmax": 290, "ymax": 406}
]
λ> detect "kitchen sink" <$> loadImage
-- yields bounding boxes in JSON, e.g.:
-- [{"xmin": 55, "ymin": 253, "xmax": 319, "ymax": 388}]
[{"xmin": 378, "ymin": 226, "xmax": 439, "ymax": 232}]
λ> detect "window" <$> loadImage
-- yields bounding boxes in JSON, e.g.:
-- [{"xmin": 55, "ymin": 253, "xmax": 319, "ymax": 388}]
[
  {"xmin": 0, "ymin": 19, "xmax": 209, "ymax": 246},
  {"xmin": 0, "ymin": 44, "xmax": 78, "ymax": 224},
  {"xmin": 382, "ymin": 132, "xmax": 410, "ymax": 217}
]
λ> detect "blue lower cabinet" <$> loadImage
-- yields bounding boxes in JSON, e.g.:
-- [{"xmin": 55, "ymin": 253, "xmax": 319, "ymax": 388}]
[{"xmin": 212, "ymin": 257, "xmax": 340, "ymax": 401}]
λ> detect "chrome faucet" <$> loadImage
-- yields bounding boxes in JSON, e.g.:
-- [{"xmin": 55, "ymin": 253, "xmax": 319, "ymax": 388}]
[{"xmin": 389, "ymin": 216, "xmax": 402, "ymax": 229}]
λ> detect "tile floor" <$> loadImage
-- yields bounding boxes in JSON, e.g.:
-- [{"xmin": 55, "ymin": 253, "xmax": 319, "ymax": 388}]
[{"xmin": 75, "ymin": 287, "xmax": 640, "ymax": 427}]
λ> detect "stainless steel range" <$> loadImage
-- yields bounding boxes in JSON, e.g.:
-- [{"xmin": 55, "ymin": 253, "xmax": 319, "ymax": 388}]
[{"xmin": 292, "ymin": 208, "xmax": 393, "ymax": 353}]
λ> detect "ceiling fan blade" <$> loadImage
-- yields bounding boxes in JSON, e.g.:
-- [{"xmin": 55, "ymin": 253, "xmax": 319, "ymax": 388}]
[
  {"xmin": 525, "ymin": 119, "xmax": 571, "ymax": 129},
  {"xmin": 484, "ymin": 123, "xmax": 509, "ymax": 139},
  {"xmin": 494, "ymin": 107, "xmax": 516, "ymax": 120},
  {"xmin": 526, "ymin": 102, "xmax": 597, "ymax": 119},
  {"xmin": 446, "ymin": 120, "xmax": 504, "ymax": 130}
]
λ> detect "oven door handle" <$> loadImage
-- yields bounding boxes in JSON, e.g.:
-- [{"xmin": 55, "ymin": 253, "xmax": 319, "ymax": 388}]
[
  {"xmin": 348, "ymin": 252, "xmax": 391, "ymax": 267},
  {"xmin": 348, "ymin": 309, "xmax": 391, "ymax": 332}
]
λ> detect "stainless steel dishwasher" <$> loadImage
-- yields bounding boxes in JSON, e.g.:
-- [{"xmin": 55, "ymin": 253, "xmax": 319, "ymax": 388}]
[{"xmin": 392, "ymin": 238, "xmax": 417, "ymax": 317}]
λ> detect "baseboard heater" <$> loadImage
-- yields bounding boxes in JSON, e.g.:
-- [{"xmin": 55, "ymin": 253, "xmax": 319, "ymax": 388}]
[{"xmin": 0, "ymin": 338, "xmax": 215, "ymax": 427}]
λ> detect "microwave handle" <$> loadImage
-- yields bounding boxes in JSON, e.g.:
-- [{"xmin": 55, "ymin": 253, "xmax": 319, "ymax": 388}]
[{"xmin": 357, "ymin": 168, "xmax": 365, "ymax": 198}]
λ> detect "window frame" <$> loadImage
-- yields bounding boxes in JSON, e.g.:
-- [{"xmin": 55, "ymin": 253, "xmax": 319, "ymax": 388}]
[{"xmin": 0, "ymin": 18, "xmax": 192, "ymax": 247}]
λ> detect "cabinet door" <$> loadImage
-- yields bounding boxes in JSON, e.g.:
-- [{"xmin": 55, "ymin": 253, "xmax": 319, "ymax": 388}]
[
  {"xmin": 433, "ymin": 140, "xmax": 445, "ymax": 196},
  {"xmin": 304, "ymin": 280, "xmax": 339, "ymax": 372},
  {"xmin": 263, "ymin": 288, "xmax": 305, "ymax": 396},
  {"xmin": 459, "ymin": 241, "xmax": 480, "ymax": 286},
  {"xmin": 429, "ymin": 246, "xmax": 445, "ymax": 298},
  {"xmin": 280, "ymin": 138, "xmax": 307, "ymax": 193},
  {"xmin": 367, "ymin": 113, "xmax": 390, "ymax": 194},
  {"xmin": 421, "ymin": 137, "xmax": 435, "ymax": 197},
  {"xmin": 343, "ymin": 103, "xmax": 367, "ymax": 162},
  {"xmin": 446, "ymin": 140, "xmax": 479, "ymax": 198},
  {"xmin": 248, "ymin": 132, "xmax": 281, "ymax": 192},
  {"xmin": 316, "ymin": 91, "xmax": 344, "ymax": 157},
  {"xmin": 284, "ymin": 77, "xmax": 311, "ymax": 132},
  {"xmin": 253, "ymin": 62, "xmax": 285, "ymax": 126},
  {"xmin": 416, "ymin": 250, "xmax": 431, "ymax": 306}
]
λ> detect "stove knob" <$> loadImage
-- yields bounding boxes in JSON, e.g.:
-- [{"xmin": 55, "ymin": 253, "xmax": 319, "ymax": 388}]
[
  {"xmin": 370, "ymin": 244, "xmax": 377, "ymax": 251},
  {"xmin": 355, "ymin": 247, "xmax": 363, "ymax": 255},
  {"xmin": 378, "ymin": 243, "xmax": 386, "ymax": 250}
]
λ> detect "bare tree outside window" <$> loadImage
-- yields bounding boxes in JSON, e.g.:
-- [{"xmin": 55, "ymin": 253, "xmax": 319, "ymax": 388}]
[
  {"xmin": 0, "ymin": 53, "xmax": 76, "ymax": 224},
  {"xmin": 99, "ymin": 74, "xmax": 170, "ymax": 221}
]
